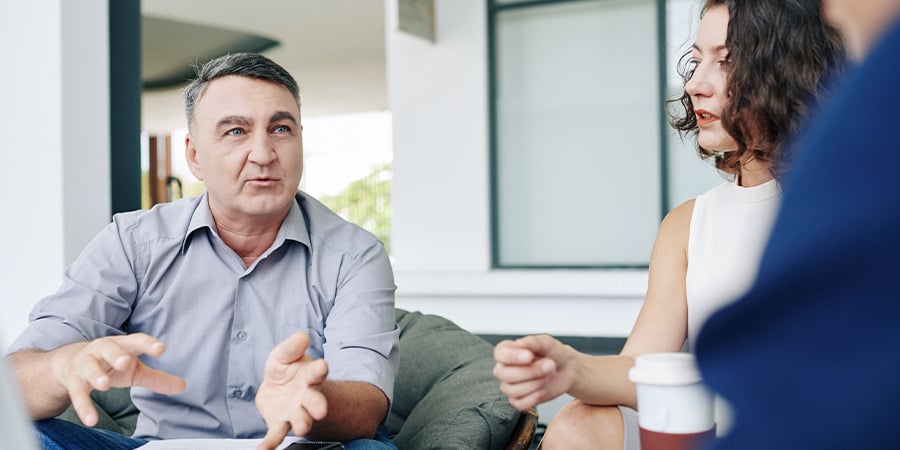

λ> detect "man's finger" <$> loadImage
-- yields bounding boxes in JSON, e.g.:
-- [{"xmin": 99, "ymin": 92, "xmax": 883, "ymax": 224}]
[
  {"xmin": 301, "ymin": 388, "xmax": 328, "ymax": 421},
  {"xmin": 93, "ymin": 341, "xmax": 133, "ymax": 372},
  {"xmin": 68, "ymin": 380, "xmax": 99, "ymax": 427},
  {"xmin": 76, "ymin": 354, "xmax": 113, "ymax": 392},
  {"xmin": 270, "ymin": 332, "xmax": 311, "ymax": 365},
  {"xmin": 116, "ymin": 333, "xmax": 167, "ymax": 357},
  {"xmin": 257, "ymin": 421, "xmax": 290, "ymax": 450},
  {"xmin": 304, "ymin": 359, "xmax": 328, "ymax": 385},
  {"xmin": 132, "ymin": 363, "xmax": 186, "ymax": 395},
  {"xmin": 289, "ymin": 410, "xmax": 315, "ymax": 441}
]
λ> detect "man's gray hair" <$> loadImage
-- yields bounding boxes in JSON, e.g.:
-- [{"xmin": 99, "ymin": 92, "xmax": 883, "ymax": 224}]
[{"xmin": 183, "ymin": 53, "xmax": 301, "ymax": 128}]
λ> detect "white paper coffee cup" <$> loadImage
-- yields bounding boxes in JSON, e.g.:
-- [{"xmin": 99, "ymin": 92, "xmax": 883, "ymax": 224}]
[{"xmin": 628, "ymin": 352, "xmax": 715, "ymax": 434}]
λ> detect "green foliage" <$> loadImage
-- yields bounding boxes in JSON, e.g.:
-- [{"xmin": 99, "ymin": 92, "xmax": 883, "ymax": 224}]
[
  {"xmin": 181, "ymin": 180, "xmax": 206, "ymax": 199},
  {"xmin": 319, "ymin": 163, "xmax": 392, "ymax": 253}
]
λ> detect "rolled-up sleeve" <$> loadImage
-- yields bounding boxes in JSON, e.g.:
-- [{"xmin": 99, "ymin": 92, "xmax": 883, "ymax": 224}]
[{"xmin": 322, "ymin": 240, "xmax": 400, "ymax": 405}]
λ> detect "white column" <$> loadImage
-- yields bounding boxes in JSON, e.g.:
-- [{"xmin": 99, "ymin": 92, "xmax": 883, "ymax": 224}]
[
  {"xmin": 0, "ymin": 0, "xmax": 110, "ymax": 348},
  {"xmin": 387, "ymin": 0, "xmax": 492, "ymax": 273}
]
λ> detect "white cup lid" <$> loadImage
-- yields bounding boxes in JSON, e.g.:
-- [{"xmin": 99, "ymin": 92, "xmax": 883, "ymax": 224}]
[{"xmin": 628, "ymin": 352, "xmax": 703, "ymax": 386}]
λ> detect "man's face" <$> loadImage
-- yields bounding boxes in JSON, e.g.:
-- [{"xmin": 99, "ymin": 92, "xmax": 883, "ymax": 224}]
[
  {"xmin": 823, "ymin": 0, "xmax": 900, "ymax": 60},
  {"xmin": 185, "ymin": 75, "xmax": 303, "ymax": 224}
]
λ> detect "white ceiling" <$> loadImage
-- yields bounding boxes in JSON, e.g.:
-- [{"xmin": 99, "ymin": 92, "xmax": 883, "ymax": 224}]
[{"xmin": 141, "ymin": 0, "xmax": 388, "ymax": 132}]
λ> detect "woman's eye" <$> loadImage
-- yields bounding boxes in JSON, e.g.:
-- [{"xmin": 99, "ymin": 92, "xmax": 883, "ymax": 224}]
[
  {"xmin": 685, "ymin": 60, "xmax": 699, "ymax": 78},
  {"xmin": 718, "ymin": 52, "xmax": 732, "ymax": 67}
]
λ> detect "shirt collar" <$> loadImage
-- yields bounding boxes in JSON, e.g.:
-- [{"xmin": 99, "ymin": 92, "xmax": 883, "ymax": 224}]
[
  {"xmin": 180, "ymin": 192, "xmax": 311, "ymax": 254},
  {"xmin": 279, "ymin": 194, "xmax": 312, "ymax": 249}
]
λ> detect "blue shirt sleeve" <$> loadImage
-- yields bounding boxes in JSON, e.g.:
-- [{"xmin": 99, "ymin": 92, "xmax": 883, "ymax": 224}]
[{"xmin": 322, "ymin": 239, "xmax": 400, "ymax": 405}]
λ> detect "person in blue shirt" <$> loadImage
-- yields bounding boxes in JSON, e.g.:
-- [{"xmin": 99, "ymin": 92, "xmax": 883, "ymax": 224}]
[{"xmin": 696, "ymin": 1, "xmax": 900, "ymax": 449}]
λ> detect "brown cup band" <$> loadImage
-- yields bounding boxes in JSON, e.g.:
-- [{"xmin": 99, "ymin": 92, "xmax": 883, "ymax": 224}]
[{"xmin": 639, "ymin": 425, "xmax": 716, "ymax": 450}]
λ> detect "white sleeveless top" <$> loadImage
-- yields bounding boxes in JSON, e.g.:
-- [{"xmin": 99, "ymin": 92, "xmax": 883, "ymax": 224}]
[{"xmin": 685, "ymin": 179, "xmax": 780, "ymax": 350}]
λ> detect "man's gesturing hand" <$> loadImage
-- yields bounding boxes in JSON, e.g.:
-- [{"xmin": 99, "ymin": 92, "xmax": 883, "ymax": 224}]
[
  {"xmin": 51, "ymin": 333, "xmax": 185, "ymax": 427},
  {"xmin": 256, "ymin": 332, "xmax": 329, "ymax": 450}
]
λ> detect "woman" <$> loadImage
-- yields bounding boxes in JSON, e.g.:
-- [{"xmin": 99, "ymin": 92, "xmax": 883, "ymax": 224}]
[{"xmin": 492, "ymin": 1, "xmax": 844, "ymax": 449}]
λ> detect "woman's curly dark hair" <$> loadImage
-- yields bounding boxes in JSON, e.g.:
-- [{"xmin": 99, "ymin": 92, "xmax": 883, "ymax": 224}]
[{"xmin": 669, "ymin": 0, "xmax": 845, "ymax": 179}]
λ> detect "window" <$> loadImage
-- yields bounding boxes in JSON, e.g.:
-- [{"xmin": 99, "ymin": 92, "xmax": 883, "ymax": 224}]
[
  {"xmin": 303, "ymin": 112, "xmax": 393, "ymax": 253},
  {"xmin": 489, "ymin": 0, "xmax": 720, "ymax": 268}
]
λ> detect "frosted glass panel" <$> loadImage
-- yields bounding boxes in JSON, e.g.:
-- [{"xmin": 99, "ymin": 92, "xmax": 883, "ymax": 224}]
[{"xmin": 495, "ymin": 0, "xmax": 661, "ymax": 266}]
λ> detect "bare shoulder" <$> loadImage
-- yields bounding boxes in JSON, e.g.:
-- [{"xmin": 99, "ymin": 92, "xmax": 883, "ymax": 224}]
[
  {"xmin": 627, "ymin": 199, "xmax": 696, "ymax": 355},
  {"xmin": 657, "ymin": 199, "xmax": 695, "ymax": 244}
]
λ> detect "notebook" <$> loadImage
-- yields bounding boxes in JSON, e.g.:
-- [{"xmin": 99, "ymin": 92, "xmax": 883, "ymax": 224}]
[{"xmin": 0, "ymin": 344, "xmax": 40, "ymax": 450}]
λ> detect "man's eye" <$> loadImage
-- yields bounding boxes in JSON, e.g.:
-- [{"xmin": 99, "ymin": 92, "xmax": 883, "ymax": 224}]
[
  {"xmin": 273, "ymin": 125, "xmax": 291, "ymax": 134},
  {"xmin": 227, "ymin": 128, "xmax": 244, "ymax": 136}
]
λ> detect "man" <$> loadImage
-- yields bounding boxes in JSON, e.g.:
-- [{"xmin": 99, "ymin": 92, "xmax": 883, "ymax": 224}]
[
  {"xmin": 695, "ymin": 1, "xmax": 900, "ymax": 449},
  {"xmin": 6, "ymin": 53, "xmax": 399, "ymax": 450}
]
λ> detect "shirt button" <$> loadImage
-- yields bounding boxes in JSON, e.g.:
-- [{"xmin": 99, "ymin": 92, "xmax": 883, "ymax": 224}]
[
  {"xmin": 233, "ymin": 389, "xmax": 243, "ymax": 399},
  {"xmin": 237, "ymin": 331, "xmax": 248, "ymax": 341}
]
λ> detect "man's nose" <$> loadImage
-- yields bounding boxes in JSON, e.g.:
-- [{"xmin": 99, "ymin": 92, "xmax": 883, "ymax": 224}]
[{"xmin": 248, "ymin": 133, "xmax": 276, "ymax": 165}]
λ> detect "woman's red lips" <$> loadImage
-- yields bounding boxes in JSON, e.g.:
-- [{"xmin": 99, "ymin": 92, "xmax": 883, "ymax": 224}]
[{"xmin": 695, "ymin": 109, "xmax": 720, "ymax": 127}]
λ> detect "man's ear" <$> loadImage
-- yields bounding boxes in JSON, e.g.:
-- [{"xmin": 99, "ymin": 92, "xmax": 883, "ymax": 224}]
[{"xmin": 185, "ymin": 134, "xmax": 204, "ymax": 181}]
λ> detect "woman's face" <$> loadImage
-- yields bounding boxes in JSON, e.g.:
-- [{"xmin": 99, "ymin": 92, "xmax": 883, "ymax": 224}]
[{"xmin": 685, "ymin": 4, "xmax": 738, "ymax": 153}]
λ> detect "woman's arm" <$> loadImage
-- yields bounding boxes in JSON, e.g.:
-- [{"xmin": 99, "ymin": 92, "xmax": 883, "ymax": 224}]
[
  {"xmin": 568, "ymin": 199, "xmax": 695, "ymax": 409},
  {"xmin": 494, "ymin": 200, "xmax": 695, "ymax": 411}
]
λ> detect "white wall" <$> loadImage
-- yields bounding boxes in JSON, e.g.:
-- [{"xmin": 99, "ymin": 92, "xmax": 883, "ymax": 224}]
[
  {"xmin": 387, "ymin": 0, "xmax": 645, "ymax": 337},
  {"xmin": 0, "ymin": 0, "xmax": 110, "ymax": 349}
]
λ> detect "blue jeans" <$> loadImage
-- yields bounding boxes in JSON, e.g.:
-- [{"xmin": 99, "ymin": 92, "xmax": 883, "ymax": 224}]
[
  {"xmin": 35, "ymin": 419, "xmax": 146, "ymax": 450},
  {"xmin": 343, "ymin": 425, "xmax": 396, "ymax": 450},
  {"xmin": 34, "ymin": 419, "xmax": 396, "ymax": 450}
]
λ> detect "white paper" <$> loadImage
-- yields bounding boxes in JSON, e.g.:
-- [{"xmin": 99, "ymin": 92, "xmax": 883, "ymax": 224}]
[{"xmin": 138, "ymin": 437, "xmax": 302, "ymax": 450}]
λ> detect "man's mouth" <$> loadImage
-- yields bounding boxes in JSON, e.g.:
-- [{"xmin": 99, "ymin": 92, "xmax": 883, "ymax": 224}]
[{"xmin": 246, "ymin": 177, "xmax": 280, "ymax": 186}]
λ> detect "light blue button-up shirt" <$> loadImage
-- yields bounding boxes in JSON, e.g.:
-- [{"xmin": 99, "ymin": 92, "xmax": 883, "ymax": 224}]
[{"xmin": 9, "ymin": 192, "xmax": 399, "ymax": 440}]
